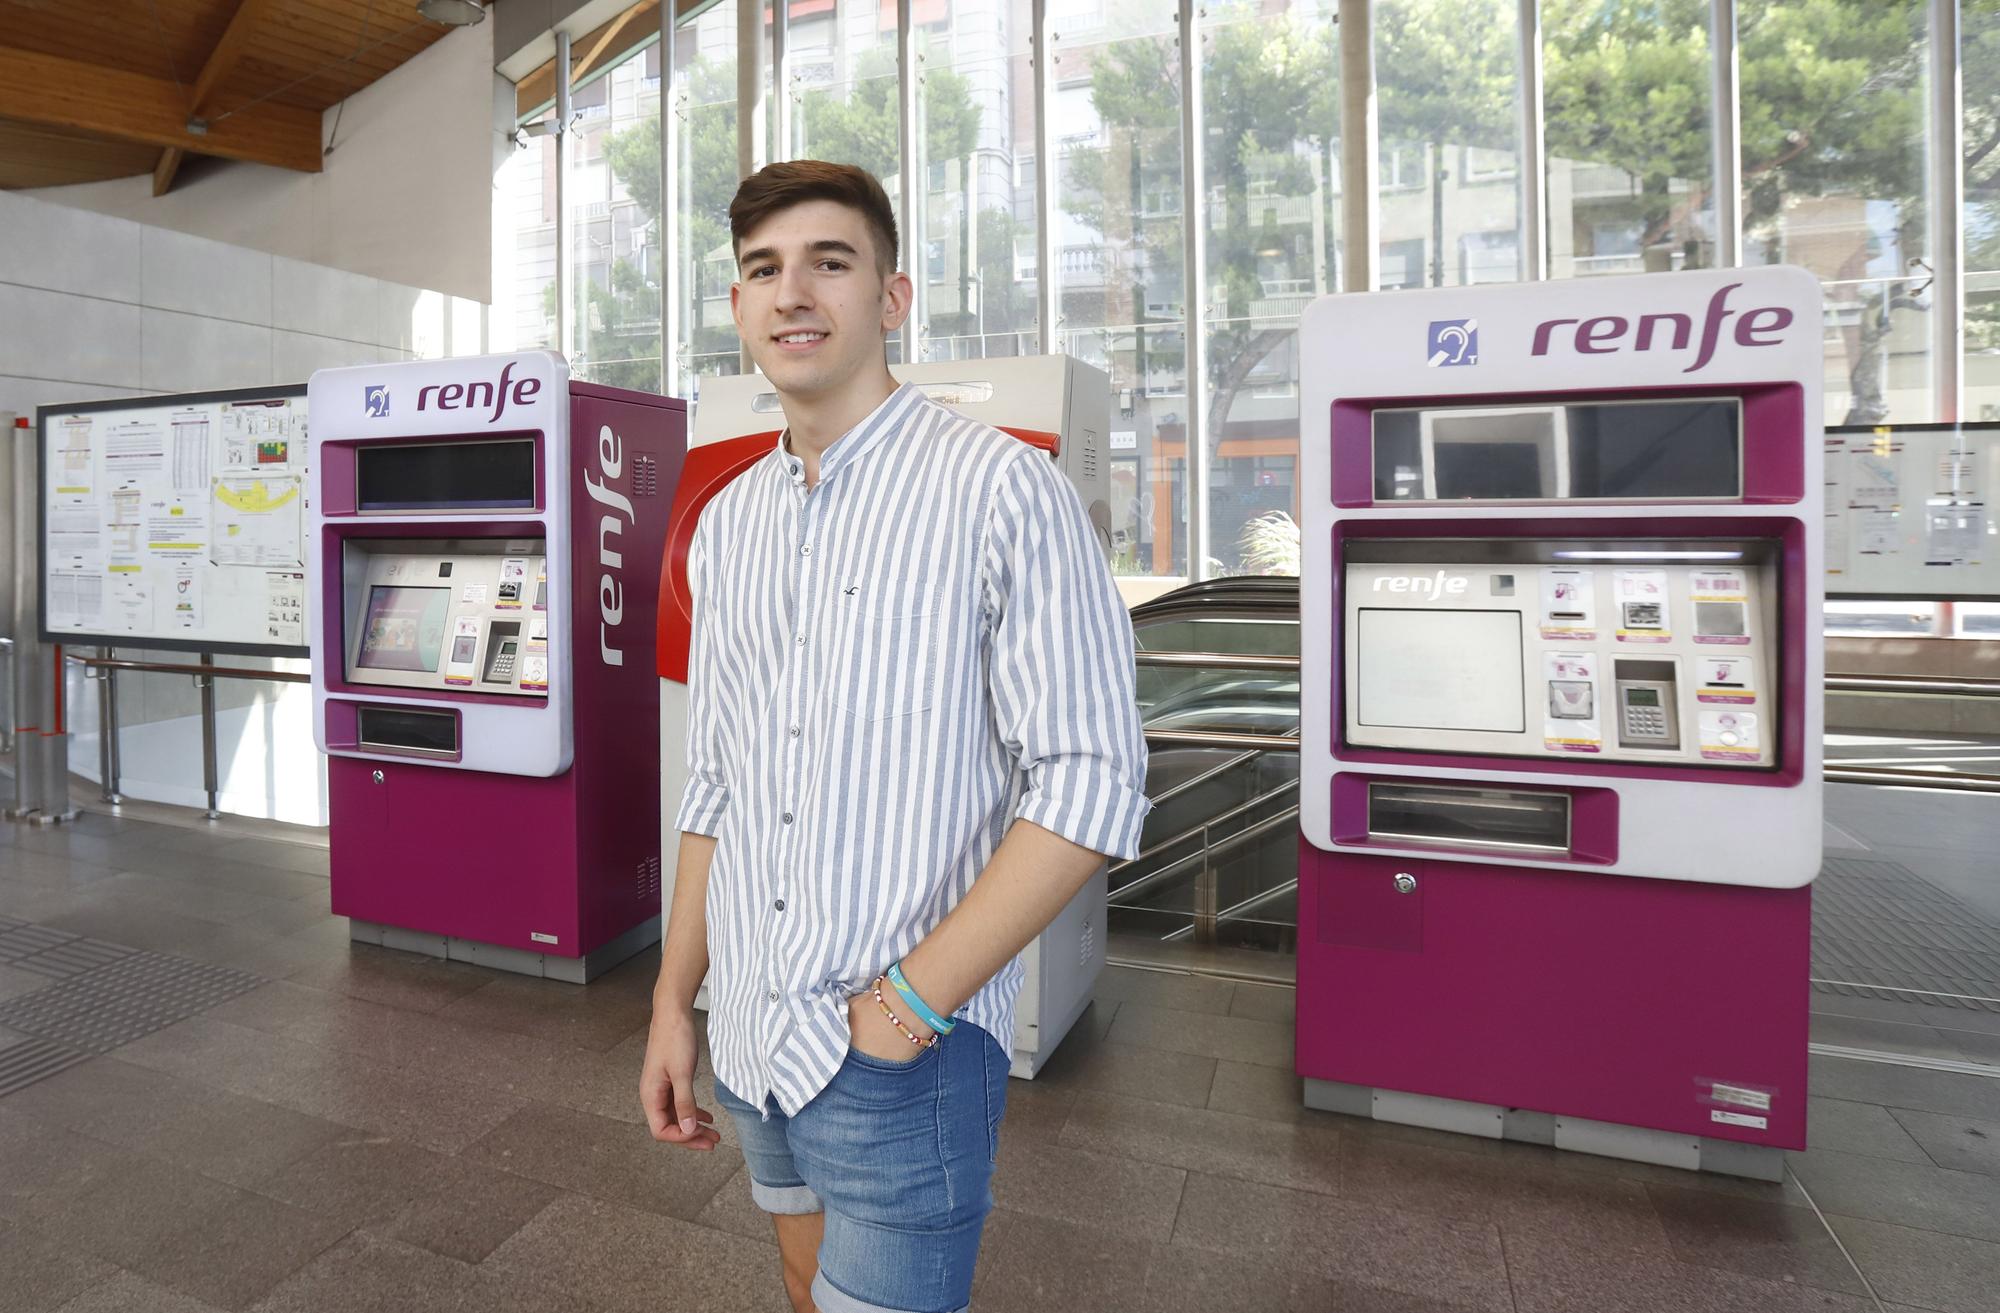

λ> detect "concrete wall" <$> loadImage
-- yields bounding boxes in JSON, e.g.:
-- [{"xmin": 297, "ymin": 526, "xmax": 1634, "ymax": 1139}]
[
  {"xmin": 0, "ymin": 187, "xmax": 490, "ymax": 826},
  {"xmin": 21, "ymin": 20, "xmax": 506, "ymax": 305}
]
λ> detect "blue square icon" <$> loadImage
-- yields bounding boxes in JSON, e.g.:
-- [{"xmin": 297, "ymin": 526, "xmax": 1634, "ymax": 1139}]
[
  {"xmin": 1426, "ymin": 319, "xmax": 1479, "ymax": 367},
  {"xmin": 363, "ymin": 385, "xmax": 390, "ymax": 417}
]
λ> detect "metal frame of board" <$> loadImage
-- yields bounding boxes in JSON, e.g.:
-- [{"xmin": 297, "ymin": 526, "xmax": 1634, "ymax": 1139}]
[
  {"xmin": 1825, "ymin": 420, "xmax": 2000, "ymax": 603},
  {"xmin": 37, "ymin": 383, "xmax": 311, "ymax": 659}
]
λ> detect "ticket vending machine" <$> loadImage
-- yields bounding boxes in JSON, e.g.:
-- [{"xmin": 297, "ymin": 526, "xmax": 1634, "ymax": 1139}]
[
  {"xmin": 308, "ymin": 352, "xmax": 686, "ymax": 981},
  {"xmin": 1298, "ymin": 268, "xmax": 1822, "ymax": 1179},
  {"xmin": 655, "ymin": 357, "xmax": 1112, "ymax": 1076}
]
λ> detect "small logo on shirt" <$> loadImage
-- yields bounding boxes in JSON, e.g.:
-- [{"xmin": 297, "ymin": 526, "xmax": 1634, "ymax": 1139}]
[{"xmin": 843, "ymin": 585, "xmax": 860, "ymax": 596}]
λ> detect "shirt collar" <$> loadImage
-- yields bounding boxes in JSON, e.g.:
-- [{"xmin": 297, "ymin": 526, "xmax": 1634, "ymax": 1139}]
[{"xmin": 777, "ymin": 383, "xmax": 925, "ymax": 487}]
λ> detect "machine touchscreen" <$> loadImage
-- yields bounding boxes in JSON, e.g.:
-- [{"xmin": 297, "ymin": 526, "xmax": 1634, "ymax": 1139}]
[{"xmin": 356, "ymin": 586, "xmax": 451, "ymax": 671}]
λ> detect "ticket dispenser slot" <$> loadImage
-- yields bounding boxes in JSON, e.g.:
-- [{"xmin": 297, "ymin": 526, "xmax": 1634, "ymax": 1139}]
[
  {"xmin": 1614, "ymin": 659, "xmax": 1680, "ymax": 749},
  {"xmin": 1368, "ymin": 782, "xmax": 1571, "ymax": 853}
]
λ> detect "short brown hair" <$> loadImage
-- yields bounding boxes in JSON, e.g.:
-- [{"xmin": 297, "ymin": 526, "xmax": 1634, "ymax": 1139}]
[{"xmin": 729, "ymin": 161, "xmax": 899, "ymax": 277}]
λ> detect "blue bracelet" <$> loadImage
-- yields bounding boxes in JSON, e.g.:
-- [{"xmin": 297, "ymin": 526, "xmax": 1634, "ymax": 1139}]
[{"xmin": 886, "ymin": 961, "xmax": 955, "ymax": 1035}]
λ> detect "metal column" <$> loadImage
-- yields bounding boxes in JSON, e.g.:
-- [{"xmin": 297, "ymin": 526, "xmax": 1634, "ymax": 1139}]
[
  {"xmin": 94, "ymin": 645, "xmax": 121, "ymax": 805},
  {"xmin": 662, "ymin": 0, "xmax": 682, "ymax": 397},
  {"xmin": 1031, "ymin": 0, "xmax": 1058, "ymax": 353},
  {"xmin": 898, "ymin": 0, "xmax": 923, "ymax": 363},
  {"xmin": 197, "ymin": 652, "xmax": 219, "ymax": 821},
  {"xmin": 1517, "ymin": 0, "xmax": 1548, "ymax": 280},
  {"xmin": 1710, "ymin": 0, "xmax": 1743, "ymax": 267},
  {"xmin": 1179, "ymin": 0, "xmax": 1210, "ymax": 581},
  {"xmin": 1340, "ymin": 0, "xmax": 1379, "ymax": 293},
  {"xmin": 772, "ymin": 0, "xmax": 791, "ymax": 162},
  {"xmin": 1930, "ymin": 0, "xmax": 1964, "ymax": 423},
  {"xmin": 555, "ymin": 30, "xmax": 574, "ymax": 362},
  {"xmin": 738, "ymin": 0, "xmax": 760, "ymax": 373}
]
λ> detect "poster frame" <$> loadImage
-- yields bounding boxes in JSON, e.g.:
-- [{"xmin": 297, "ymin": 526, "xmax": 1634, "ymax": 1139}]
[{"xmin": 1824, "ymin": 419, "xmax": 2000, "ymax": 604}]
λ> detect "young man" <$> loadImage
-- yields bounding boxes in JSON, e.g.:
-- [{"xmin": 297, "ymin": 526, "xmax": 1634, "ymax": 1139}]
[{"xmin": 638, "ymin": 160, "xmax": 1150, "ymax": 1313}]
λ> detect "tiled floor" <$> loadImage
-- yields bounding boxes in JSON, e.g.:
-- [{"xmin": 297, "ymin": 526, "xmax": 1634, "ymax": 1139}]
[{"xmin": 1, "ymin": 787, "xmax": 1997, "ymax": 1312}]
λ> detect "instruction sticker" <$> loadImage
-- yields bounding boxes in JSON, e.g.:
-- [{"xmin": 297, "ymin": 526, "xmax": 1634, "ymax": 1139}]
[
  {"xmin": 519, "ymin": 647, "xmax": 549, "ymax": 694},
  {"xmin": 532, "ymin": 559, "xmax": 548, "ymax": 612},
  {"xmin": 1696, "ymin": 657, "xmax": 1756, "ymax": 706},
  {"xmin": 1690, "ymin": 569, "xmax": 1751, "ymax": 646},
  {"xmin": 1698, "ymin": 709, "xmax": 1761, "ymax": 762},
  {"xmin": 1614, "ymin": 570, "xmax": 1671, "ymax": 643},
  {"xmin": 1538, "ymin": 568, "xmax": 1596, "ymax": 640},
  {"xmin": 444, "ymin": 616, "xmax": 480, "ymax": 686},
  {"xmin": 1542, "ymin": 651, "xmax": 1602, "ymax": 754},
  {"xmin": 497, "ymin": 558, "xmax": 528, "ymax": 609},
  {"xmin": 1710, "ymin": 1110, "xmax": 1769, "ymax": 1130}
]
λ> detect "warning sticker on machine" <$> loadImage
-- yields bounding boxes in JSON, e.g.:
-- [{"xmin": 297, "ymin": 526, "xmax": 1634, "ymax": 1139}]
[
  {"xmin": 1711, "ymin": 1109, "xmax": 1769, "ymax": 1130},
  {"xmin": 1711, "ymin": 1082, "xmax": 1773, "ymax": 1111}
]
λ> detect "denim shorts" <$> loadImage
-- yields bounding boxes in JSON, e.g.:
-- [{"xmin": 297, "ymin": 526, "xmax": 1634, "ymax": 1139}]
[{"xmin": 712, "ymin": 1021, "xmax": 1010, "ymax": 1313}]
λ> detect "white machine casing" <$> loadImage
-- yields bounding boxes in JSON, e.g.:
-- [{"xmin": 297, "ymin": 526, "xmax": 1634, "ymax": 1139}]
[
  {"xmin": 1300, "ymin": 268, "xmax": 1824, "ymax": 889},
  {"xmin": 308, "ymin": 352, "xmax": 573, "ymax": 778},
  {"xmin": 663, "ymin": 355, "xmax": 1113, "ymax": 1077}
]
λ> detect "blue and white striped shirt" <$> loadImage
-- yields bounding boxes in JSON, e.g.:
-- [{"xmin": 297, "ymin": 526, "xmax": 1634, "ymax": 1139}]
[{"xmin": 674, "ymin": 383, "xmax": 1151, "ymax": 1116}]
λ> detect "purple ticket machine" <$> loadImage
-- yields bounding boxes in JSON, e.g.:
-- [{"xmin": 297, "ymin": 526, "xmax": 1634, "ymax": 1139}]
[
  {"xmin": 307, "ymin": 352, "xmax": 686, "ymax": 981},
  {"xmin": 1298, "ymin": 268, "xmax": 1823, "ymax": 1179}
]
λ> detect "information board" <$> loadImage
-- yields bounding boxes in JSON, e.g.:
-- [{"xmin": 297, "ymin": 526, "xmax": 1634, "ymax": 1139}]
[
  {"xmin": 38, "ymin": 386, "xmax": 310, "ymax": 656},
  {"xmin": 1825, "ymin": 422, "xmax": 2000, "ymax": 601}
]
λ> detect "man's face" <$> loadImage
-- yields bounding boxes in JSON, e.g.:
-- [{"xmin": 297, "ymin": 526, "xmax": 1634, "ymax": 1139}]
[{"xmin": 731, "ymin": 199, "xmax": 912, "ymax": 399}]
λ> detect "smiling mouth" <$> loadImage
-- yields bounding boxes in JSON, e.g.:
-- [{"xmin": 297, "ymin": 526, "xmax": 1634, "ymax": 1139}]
[{"xmin": 774, "ymin": 331, "xmax": 828, "ymax": 346}]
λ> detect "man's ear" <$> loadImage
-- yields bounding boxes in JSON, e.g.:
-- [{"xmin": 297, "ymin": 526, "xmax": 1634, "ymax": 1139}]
[
  {"xmin": 880, "ymin": 268, "xmax": 914, "ymax": 334},
  {"xmin": 730, "ymin": 279, "xmax": 744, "ymax": 335}
]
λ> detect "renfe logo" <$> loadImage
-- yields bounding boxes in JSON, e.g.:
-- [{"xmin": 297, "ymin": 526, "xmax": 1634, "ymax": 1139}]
[
  {"xmin": 1374, "ymin": 571, "xmax": 1469, "ymax": 597},
  {"xmin": 585, "ymin": 424, "xmax": 632, "ymax": 666},
  {"xmin": 1531, "ymin": 282, "xmax": 1793, "ymax": 374},
  {"xmin": 416, "ymin": 360, "xmax": 543, "ymax": 423}
]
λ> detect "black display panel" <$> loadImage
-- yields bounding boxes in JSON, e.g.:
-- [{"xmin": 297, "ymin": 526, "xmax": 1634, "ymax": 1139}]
[
  {"xmin": 1374, "ymin": 399, "xmax": 1741, "ymax": 502},
  {"xmin": 357, "ymin": 439, "xmax": 537, "ymax": 511}
]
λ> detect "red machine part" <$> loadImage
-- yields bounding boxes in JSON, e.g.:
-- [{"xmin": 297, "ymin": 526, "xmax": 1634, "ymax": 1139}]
[{"xmin": 655, "ymin": 424, "xmax": 1060, "ymax": 683}]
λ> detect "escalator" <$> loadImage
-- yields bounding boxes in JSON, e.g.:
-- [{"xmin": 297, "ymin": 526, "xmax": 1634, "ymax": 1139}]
[{"xmin": 1113, "ymin": 578, "xmax": 1302, "ymax": 980}]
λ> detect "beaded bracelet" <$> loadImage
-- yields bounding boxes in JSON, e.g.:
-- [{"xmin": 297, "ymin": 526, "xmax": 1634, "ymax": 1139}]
[
  {"xmin": 886, "ymin": 960, "xmax": 956, "ymax": 1035},
  {"xmin": 870, "ymin": 976, "xmax": 939, "ymax": 1050}
]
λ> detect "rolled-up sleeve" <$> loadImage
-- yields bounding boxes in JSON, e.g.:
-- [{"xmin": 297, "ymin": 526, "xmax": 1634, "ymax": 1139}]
[
  {"xmin": 983, "ymin": 449, "xmax": 1152, "ymax": 860},
  {"xmin": 672, "ymin": 516, "xmax": 732, "ymax": 836}
]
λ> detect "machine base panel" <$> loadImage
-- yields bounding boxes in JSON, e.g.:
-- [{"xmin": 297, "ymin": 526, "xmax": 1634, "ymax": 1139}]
[
  {"xmin": 348, "ymin": 916, "xmax": 658, "ymax": 984},
  {"xmin": 1304, "ymin": 1078, "xmax": 1785, "ymax": 1181}
]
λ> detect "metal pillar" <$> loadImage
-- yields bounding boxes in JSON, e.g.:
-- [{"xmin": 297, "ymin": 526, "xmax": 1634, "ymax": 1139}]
[
  {"xmin": 1517, "ymin": 0, "xmax": 1547, "ymax": 280},
  {"xmin": 898, "ymin": 0, "xmax": 922, "ymax": 363},
  {"xmin": 198, "ymin": 652, "xmax": 220, "ymax": 820},
  {"xmin": 738, "ymin": 0, "xmax": 760, "ymax": 373},
  {"xmin": 662, "ymin": 0, "xmax": 682, "ymax": 397},
  {"xmin": 1340, "ymin": 0, "xmax": 1379, "ymax": 293},
  {"xmin": 1710, "ymin": 0, "xmax": 1743, "ymax": 267},
  {"xmin": 1930, "ymin": 0, "xmax": 1964, "ymax": 423},
  {"xmin": 1179, "ymin": 0, "xmax": 1210, "ymax": 581},
  {"xmin": 555, "ymin": 30, "xmax": 574, "ymax": 362},
  {"xmin": 95, "ymin": 645, "xmax": 121, "ymax": 804},
  {"xmin": 1031, "ymin": 0, "xmax": 1057, "ymax": 353},
  {"xmin": 772, "ymin": 0, "xmax": 791, "ymax": 162}
]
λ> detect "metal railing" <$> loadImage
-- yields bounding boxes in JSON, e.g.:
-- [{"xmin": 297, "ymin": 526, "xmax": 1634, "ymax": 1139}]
[{"xmin": 63, "ymin": 650, "xmax": 308, "ymax": 821}]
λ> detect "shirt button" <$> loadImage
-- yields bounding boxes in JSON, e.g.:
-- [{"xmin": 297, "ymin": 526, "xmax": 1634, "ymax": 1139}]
[
  {"xmin": 774, "ymin": 899, "xmax": 786, "ymax": 912},
  {"xmin": 781, "ymin": 812, "xmax": 794, "ymax": 825},
  {"xmin": 789, "ymin": 725, "xmax": 801, "ymax": 738},
  {"xmin": 795, "ymin": 635, "xmax": 806, "ymax": 646},
  {"xmin": 800, "ymin": 544, "xmax": 812, "ymax": 556},
  {"xmin": 768, "ymin": 989, "xmax": 781, "ymax": 1003}
]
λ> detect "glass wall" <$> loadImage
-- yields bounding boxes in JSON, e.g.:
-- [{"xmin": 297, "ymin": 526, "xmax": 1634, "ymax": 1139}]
[
  {"xmin": 1543, "ymin": 0, "xmax": 1716, "ymax": 278},
  {"xmin": 1200, "ymin": 0, "xmax": 1337, "ymax": 577},
  {"xmin": 498, "ymin": 0, "xmax": 2000, "ymax": 575},
  {"xmin": 1376, "ymin": 0, "xmax": 1522, "ymax": 290},
  {"xmin": 1055, "ymin": 1, "xmax": 1189, "ymax": 576},
  {"xmin": 569, "ymin": 46, "xmax": 665, "ymax": 393},
  {"xmin": 674, "ymin": 0, "xmax": 747, "ymax": 388},
  {"xmin": 1740, "ymin": 0, "xmax": 1931, "ymax": 426}
]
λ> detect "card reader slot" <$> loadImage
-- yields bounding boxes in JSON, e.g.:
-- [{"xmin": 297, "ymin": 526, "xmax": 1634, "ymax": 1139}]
[
  {"xmin": 1366, "ymin": 782, "xmax": 1571, "ymax": 853},
  {"xmin": 357, "ymin": 706, "xmax": 459, "ymax": 759}
]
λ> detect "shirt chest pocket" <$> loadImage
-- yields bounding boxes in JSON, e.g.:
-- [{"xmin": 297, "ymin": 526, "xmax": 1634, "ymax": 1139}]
[{"xmin": 830, "ymin": 577, "xmax": 942, "ymax": 720}]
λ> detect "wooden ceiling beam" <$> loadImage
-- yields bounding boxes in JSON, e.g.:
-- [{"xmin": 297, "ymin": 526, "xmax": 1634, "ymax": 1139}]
[
  {"xmin": 515, "ymin": 1, "xmax": 661, "ymax": 122},
  {"xmin": 0, "ymin": 46, "xmax": 322, "ymax": 174},
  {"xmin": 157, "ymin": 0, "xmax": 280, "ymax": 195}
]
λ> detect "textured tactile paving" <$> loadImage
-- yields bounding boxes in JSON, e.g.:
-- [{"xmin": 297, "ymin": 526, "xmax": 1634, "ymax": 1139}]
[
  {"xmin": 11, "ymin": 936, "xmax": 138, "ymax": 980},
  {"xmin": 0, "ymin": 951, "xmax": 265, "ymax": 1054},
  {"xmin": 1813, "ymin": 856, "xmax": 2000, "ymax": 1013},
  {"xmin": 0, "ymin": 1034, "xmax": 90, "ymax": 1098},
  {"xmin": 0, "ymin": 922, "xmax": 80, "ymax": 965}
]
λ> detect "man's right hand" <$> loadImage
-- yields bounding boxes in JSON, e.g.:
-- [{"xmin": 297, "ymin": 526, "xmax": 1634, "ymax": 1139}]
[{"xmin": 640, "ymin": 1009, "xmax": 720, "ymax": 1151}]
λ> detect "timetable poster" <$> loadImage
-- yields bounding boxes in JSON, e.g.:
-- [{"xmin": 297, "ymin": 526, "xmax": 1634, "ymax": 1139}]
[{"xmin": 41, "ymin": 389, "xmax": 311, "ymax": 655}]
